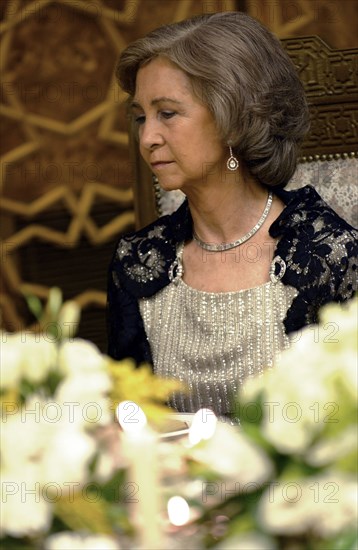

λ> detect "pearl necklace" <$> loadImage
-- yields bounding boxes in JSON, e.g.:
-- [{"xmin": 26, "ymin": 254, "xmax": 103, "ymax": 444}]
[{"xmin": 193, "ymin": 191, "xmax": 273, "ymax": 252}]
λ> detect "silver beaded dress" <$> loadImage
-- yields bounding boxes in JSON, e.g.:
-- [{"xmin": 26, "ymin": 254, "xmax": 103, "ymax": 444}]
[{"xmin": 139, "ymin": 244, "xmax": 298, "ymax": 417}]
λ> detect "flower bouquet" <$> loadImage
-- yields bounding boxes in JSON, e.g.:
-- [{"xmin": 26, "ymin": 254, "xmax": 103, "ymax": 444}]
[
  {"xmin": 0, "ymin": 289, "xmax": 180, "ymax": 549},
  {"xmin": 1, "ymin": 289, "xmax": 356, "ymax": 549},
  {"xmin": 175, "ymin": 297, "xmax": 357, "ymax": 549}
]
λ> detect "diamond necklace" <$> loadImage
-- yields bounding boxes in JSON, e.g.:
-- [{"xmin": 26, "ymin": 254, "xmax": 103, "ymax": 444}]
[{"xmin": 192, "ymin": 191, "xmax": 273, "ymax": 252}]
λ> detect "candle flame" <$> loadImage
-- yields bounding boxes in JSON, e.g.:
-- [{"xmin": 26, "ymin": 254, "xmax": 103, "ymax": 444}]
[
  {"xmin": 116, "ymin": 400, "xmax": 147, "ymax": 433},
  {"xmin": 167, "ymin": 496, "xmax": 190, "ymax": 526},
  {"xmin": 188, "ymin": 408, "xmax": 217, "ymax": 445}
]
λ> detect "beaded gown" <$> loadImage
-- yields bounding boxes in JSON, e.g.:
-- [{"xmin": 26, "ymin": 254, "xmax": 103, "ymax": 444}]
[{"xmin": 107, "ymin": 186, "xmax": 358, "ymax": 416}]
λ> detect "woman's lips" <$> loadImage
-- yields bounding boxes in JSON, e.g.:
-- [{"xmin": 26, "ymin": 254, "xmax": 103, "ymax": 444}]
[{"xmin": 150, "ymin": 161, "xmax": 174, "ymax": 169}]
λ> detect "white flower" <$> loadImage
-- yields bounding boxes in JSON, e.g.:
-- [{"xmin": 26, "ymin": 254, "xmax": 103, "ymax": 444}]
[
  {"xmin": 189, "ymin": 423, "xmax": 273, "ymax": 485},
  {"xmin": 0, "ymin": 333, "xmax": 23, "ymax": 390},
  {"xmin": 44, "ymin": 531, "xmax": 120, "ymax": 550},
  {"xmin": 57, "ymin": 300, "xmax": 80, "ymax": 340},
  {"xmin": 1, "ymin": 395, "xmax": 52, "ymax": 472},
  {"xmin": 1, "ymin": 395, "xmax": 97, "ymax": 488},
  {"xmin": 0, "ymin": 325, "xmax": 117, "ymax": 542},
  {"xmin": 258, "ymin": 478, "xmax": 313, "ymax": 536},
  {"xmin": 55, "ymin": 371, "xmax": 112, "ymax": 428},
  {"xmin": 56, "ymin": 370, "xmax": 111, "ymax": 404},
  {"xmin": 310, "ymin": 472, "xmax": 358, "ymax": 538},
  {"xmin": 20, "ymin": 334, "xmax": 57, "ymax": 384},
  {"xmin": 258, "ymin": 473, "xmax": 358, "ymax": 538},
  {"xmin": 255, "ymin": 312, "xmax": 356, "ymax": 455},
  {"xmin": 0, "ymin": 333, "xmax": 57, "ymax": 388},
  {"xmin": 58, "ymin": 339, "xmax": 106, "ymax": 377},
  {"xmin": 0, "ymin": 398, "xmax": 98, "ymax": 537},
  {"xmin": 0, "ymin": 463, "xmax": 52, "ymax": 538},
  {"xmin": 241, "ymin": 328, "xmax": 342, "ymax": 454},
  {"xmin": 46, "ymin": 287, "xmax": 63, "ymax": 318},
  {"xmin": 41, "ymin": 425, "xmax": 96, "ymax": 486},
  {"xmin": 314, "ymin": 298, "xmax": 357, "ymax": 399},
  {"xmin": 306, "ymin": 425, "xmax": 357, "ymax": 467},
  {"xmin": 319, "ymin": 298, "xmax": 357, "ymax": 346}
]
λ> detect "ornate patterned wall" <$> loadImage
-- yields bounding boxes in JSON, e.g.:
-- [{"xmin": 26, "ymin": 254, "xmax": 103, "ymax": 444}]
[
  {"xmin": 1, "ymin": 0, "xmax": 357, "ymax": 351},
  {"xmin": 245, "ymin": 0, "xmax": 358, "ymax": 48},
  {"xmin": 0, "ymin": 0, "xmax": 237, "ymax": 350}
]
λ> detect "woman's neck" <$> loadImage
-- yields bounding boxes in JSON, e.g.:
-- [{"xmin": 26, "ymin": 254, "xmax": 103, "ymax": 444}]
[{"xmin": 185, "ymin": 173, "xmax": 270, "ymax": 245}]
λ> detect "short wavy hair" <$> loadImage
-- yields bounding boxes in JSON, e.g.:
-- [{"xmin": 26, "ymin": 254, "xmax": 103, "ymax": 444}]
[{"xmin": 116, "ymin": 12, "xmax": 310, "ymax": 188}]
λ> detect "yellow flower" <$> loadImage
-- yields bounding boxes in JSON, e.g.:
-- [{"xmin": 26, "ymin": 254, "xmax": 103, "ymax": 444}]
[{"xmin": 107, "ymin": 358, "xmax": 185, "ymax": 427}]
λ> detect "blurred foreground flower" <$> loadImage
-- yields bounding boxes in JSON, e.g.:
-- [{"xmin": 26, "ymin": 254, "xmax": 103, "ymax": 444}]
[
  {"xmin": 44, "ymin": 531, "xmax": 119, "ymax": 550},
  {"xmin": 241, "ymin": 298, "xmax": 357, "ymax": 460},
  {"xmin": 258, "ymin": 471, "xmax": 357, "ymax": 539},
  {"xmin": 108, "ymin": 358, "xmax": 185, "ymax": 426},
  {"xmin": 1, "ymin": 289, "xmax": 356, "ymax": 549},
  {"xmin": 189, "ymin": 422, "xmax": 273, "ymax": 484},
  {"xmin": 0, "ymin": 289, "xmax": 182, "ymax": 548},
  {"xmin": 191, "ymin": 297, "xmax": 358, "ymax": 549}
]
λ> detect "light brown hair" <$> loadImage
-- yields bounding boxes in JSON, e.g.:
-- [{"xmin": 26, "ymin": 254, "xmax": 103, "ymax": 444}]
[{"xmin": 117, "ymin": 12, "xmax": 310, "ymax": 187}]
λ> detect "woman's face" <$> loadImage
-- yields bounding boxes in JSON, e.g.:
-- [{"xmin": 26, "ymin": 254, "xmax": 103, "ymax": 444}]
[{"xmin": 132, "ymin": 56, "xmax": 228, "ymax": 193}]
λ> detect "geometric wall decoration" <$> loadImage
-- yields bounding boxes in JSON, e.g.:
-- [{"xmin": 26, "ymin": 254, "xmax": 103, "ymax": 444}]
[
  {"xmin": 1, "ymin": 0, "xmax": 139, "ymax": 349},
  {"xmin": 281, "ymin": 36, "xmax": 358, "ymax": 155},
  {"xmin": 1, "ymin": 0, "xmax": 356, "ymax": 351},
  {"xmin": 246, "ymin": 0, "xmax": 358, "ymax": 49},
  {"xmin": 1, "ymin": 0, "xmax": 238, "ymax": 350}
]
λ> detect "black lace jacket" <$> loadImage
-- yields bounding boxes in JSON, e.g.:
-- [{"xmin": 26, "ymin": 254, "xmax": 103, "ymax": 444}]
[{"xmin": 107, "ymin": 186, "xmax": 357, "ymax": 364}]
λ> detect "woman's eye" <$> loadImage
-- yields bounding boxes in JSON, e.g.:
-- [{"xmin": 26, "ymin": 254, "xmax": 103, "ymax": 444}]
[
  {"xmin": 134, "ymin": 115, "xmax": 145, "ymax": 125},
  {"xmin": 161, "ymin": 111, "xmax": 176, "ymax": 119}
]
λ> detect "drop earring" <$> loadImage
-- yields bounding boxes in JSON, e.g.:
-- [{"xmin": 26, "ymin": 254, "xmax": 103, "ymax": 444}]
[{"xmin": 227, "ymin": 145, "xmax": 239, "ymax": 171}]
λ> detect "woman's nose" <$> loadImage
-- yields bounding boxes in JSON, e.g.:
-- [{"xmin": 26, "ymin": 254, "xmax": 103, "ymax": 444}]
[{"xmin": 139, "ymin": 118, "xmax": 164, "ymax": 151}]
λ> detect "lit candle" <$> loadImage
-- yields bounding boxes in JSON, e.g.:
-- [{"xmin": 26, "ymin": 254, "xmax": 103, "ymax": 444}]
[
  {"xmin": 188, "ymin": 408, "xmax": 217, "ymax": 446},
  {"xmin": 167, "ymin": 495, "xmax": 190, "ymax": 526},
  {"xmin": 116, "ymin": 401, "xmax": 162, "ymax": 549}
]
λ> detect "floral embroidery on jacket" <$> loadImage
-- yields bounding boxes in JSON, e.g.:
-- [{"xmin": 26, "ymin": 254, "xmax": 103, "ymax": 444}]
[
  {"xmin": 114, "ymin": 225, "xmax": 173, "ymax": 290},
  {"xmin": 270, "ymin": 186, "xmax": 357, "ymax": 332}
]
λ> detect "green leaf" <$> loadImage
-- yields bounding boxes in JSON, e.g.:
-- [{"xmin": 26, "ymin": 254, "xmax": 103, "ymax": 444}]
[
  {"xmin": 334, "ymin": 448, "xmax": 358, "ymax": 473},
  {"xmin": 237, "ymin": 393, "xmax": 264, "ymax": 426},
  {"xmin": 24, "ymin": 294, "xmax": 43, "ymax": 321},
  {"xmin": 101, "ymin": 469, "xmax": 127, "ymax": 502},
  {"xmin": 54, "ymin": 491, "xmax": 114, "ymax": 535},
  {"xmin": 227, "ymin": 513, "xmax": 256, "ymax": 536},
  {"xmin": 107, "ymin": 503, "xmax": 133, "ymax": 534},
  {"xmin": 0, "ymin": 536, "xmax": 39, "ymax": 550},
  {"xmin": 318, "ymin": 529, "xmax": 358, "ymax": 550},
  {"xmin": 240, "ymin": 422, "xmax": 274, "ymax": 455},
  {"xmin": 45, "ymin": 370, "xmax": 63, "ymax": 395}
]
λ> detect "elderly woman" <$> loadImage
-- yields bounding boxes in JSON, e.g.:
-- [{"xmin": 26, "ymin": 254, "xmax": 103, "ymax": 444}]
[{"xmin": 107, "ymin": 12, "xmax": 357, "ymax": 417}]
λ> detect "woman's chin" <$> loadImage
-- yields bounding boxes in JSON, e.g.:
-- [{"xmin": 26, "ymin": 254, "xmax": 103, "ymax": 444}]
[{"xmin": 156, "ymin": 177, "xmax": 185, "ymax": 193}]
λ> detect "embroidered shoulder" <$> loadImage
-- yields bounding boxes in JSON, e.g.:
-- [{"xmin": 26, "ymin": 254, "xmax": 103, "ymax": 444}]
[
  {"xmin": 115, "ymin": 224, "xmax": 169, "ymax": 284},
  {"xmin": 111, "ymin": 200, "xmax": 191, "ymax": 297},
  {"xmin": 275, "ymin": 187, "xmax": 358, "ymax": 332}
]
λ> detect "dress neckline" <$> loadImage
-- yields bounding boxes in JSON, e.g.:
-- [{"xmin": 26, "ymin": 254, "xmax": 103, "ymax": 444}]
[
  {"xmin": 173, "ymin": 240, "xmax": 285, "ymax": 295},
  {"xmin": 176, "ymin": 275, "xmax": 275, "ymax": 296}
]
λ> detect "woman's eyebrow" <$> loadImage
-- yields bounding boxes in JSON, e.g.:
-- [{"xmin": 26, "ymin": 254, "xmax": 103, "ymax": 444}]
[{"xmin": 130, "ymin": 97, "xmax": 183, "ymax": 109}]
